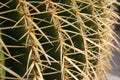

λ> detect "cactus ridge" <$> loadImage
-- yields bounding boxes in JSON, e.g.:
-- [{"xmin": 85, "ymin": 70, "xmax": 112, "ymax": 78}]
[{"xmin": 0, "ymin": 0, "xmax": 120, "ymax": 80}]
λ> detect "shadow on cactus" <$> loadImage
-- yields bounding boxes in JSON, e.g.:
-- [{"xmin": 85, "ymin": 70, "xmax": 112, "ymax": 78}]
[{"xmin": 0, "ymin": 0, "xmax": 120, "ymax": 80}]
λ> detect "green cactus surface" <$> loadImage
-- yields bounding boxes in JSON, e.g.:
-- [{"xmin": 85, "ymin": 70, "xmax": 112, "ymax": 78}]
[{"xmin": 0, "ymin": 0, "xmax": 120, "ymax": 80}]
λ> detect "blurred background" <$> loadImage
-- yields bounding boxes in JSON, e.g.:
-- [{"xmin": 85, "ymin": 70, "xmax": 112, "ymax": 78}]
[{"xmin": 106, "ymin": 20, "xmax": 120, "ymax": 80}]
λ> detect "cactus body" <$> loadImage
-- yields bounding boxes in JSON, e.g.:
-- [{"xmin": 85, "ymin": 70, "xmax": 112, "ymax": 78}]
[{"xmin": 0, "ymin": 0, "xmax": 119, "ymax": 80}]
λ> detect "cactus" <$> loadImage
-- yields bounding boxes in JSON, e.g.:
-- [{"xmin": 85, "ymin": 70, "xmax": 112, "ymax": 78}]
[{"xmin": 0, "ymin": 0, "xmax": 119, "ymax": 80}]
